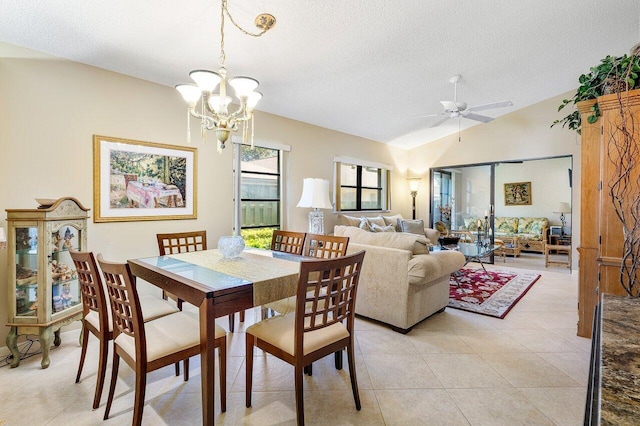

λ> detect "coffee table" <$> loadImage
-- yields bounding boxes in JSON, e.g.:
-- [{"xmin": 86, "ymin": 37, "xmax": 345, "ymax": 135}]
[{"xmin": 433, "ymin": 243, "xmax": 497, "ymax": 283}]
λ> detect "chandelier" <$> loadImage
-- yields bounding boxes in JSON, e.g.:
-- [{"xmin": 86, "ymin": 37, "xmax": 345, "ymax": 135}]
[{"xmin": 176, "ymin": 0, "xmax": 275, "ymax": 152}]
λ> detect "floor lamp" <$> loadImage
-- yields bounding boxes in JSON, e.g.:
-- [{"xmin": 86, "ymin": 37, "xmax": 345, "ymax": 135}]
[
  {"xmin": 297, "ymin": 178, "xmax": 332, "ymax": 234},
  {"xmin": 408, "ymin": 178, "xmax": 421, "ymax": 220}
]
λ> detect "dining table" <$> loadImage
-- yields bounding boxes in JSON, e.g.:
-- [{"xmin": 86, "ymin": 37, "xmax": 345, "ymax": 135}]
[{"xmin": 127, "ymin": 248, "xmax": 305, "ymax": 425}]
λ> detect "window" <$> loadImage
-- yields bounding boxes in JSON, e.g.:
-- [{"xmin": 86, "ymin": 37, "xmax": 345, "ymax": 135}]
[
  {"xmin": 234, "ymin": 140, "xmax": 289, "ymax": 249},
  {"xmin": 334, "ymin": 158, "xmax": 391, "ymax": 212}
]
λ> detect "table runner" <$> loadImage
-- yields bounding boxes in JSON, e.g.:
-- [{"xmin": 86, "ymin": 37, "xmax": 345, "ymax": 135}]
[{"xmin": 168, "ymin": 249, "xmax": 300, "ymax": 306}]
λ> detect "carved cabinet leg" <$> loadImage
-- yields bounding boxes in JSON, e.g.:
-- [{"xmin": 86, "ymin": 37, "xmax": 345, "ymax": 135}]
[
  {"xmin": 39, "ymin": 326, "xmax": 53, "ymax": 369},
  {"xmin": 54, "ymin": 329, "xmax": 62, "ymax": 347},
  {"xmin": 6, "ymin": 327, "xmax": 20, "ymax": 368}
]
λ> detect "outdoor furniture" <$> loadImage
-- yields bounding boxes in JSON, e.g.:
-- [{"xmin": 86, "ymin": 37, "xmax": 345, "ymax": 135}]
[{"xmin": 245, "ymin": 251, "xmax": 366, "ymax": 426}]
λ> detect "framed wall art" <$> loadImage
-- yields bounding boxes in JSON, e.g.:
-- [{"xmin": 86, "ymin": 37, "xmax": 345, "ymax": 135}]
[
  {"xmin": 504, "ymin": 181, "xmax": 531, "ymax": 206},
  {"xmin": 93, "ymin": 135, "xmax": 197, "ymax": 222}
]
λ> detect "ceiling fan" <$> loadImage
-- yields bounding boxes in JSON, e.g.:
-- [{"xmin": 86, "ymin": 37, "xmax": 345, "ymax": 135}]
[{"xmin": 426, "ymin": 75, "xmax": 513, "ymax": 128}]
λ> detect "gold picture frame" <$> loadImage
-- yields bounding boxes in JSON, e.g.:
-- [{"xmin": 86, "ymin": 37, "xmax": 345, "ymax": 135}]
[
  {"xmin": 93, "ymin": 135, "xmax": 197, "ymax": 222},
  {"xmin": 504, "ymin": 181, "xmax": 531, "ymax": 206}
]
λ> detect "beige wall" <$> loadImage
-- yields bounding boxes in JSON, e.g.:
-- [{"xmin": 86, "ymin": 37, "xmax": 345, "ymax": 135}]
[{"xmin": 0, "ymin": 42, "xmax": 410, "ymax": 351}]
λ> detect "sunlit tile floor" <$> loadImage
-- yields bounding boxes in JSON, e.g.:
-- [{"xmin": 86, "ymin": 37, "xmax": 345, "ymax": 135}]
[{"xmin": 0, "ymin": 264, "xmax": 589, "ymax": 425}]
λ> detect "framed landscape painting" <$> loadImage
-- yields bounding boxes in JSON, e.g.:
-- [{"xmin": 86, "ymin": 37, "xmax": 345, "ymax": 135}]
[
  {"xmin": 93, "ymin": 135, "xmax": 197, "ymax": 222},
  {"xmin": 504, "ymin": 181, "xmax": 531, "ymax": 206}
]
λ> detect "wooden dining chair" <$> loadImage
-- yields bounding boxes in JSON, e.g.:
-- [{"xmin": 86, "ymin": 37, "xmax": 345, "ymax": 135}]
[
  {"xmin": 70, "ymin": 250, "xmax": 182, "ymax": 409},
  {"xmin": 97, "ymin": 255, "xmax": 227, "ymax": 424},
  {"xmin": 246, "ymin": 250, "xmax": 366, "ymax": 426},
  {"xmin": 264, "ymin": 233, "xmax": 349, "ymax": 317},
  {"xmin": 270, "ymin": 230, "xmax": 306, "ymax": 255},
  {"xmin": 156, "ymin": 230, "xmax": 245, "ymax": 332},
  {"xmin": 302, "ymin": 234, "xmax": 349, "ymax": 259}
]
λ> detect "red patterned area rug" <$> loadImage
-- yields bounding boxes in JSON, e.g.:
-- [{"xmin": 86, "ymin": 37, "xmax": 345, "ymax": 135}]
[{"xmin": 448, "ymin": 268, "xmax": 541, "ymax": 319}]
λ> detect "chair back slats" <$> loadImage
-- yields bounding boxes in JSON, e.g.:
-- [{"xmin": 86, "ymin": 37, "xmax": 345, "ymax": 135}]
[
  {"xmin": 303, "ymin": 234, "xmax": 349, "ymax": 259},
  {"xmin": 295, "ymin": 251, "xmax": 365, "ymax": 339},
  {"xmin": 97, "ymin": 255, "xmax": 144, "ymax": 343},
  {"xmin": 157, "ymin": 231, "xmax": 207, "ymax": 255},
  {"xmin": 271, "ymin": 230, "xmax": 306, "ymax": 255},
  {"xmin": 69, "ymin": 250, "xmax": 109, "ymax": 330}
]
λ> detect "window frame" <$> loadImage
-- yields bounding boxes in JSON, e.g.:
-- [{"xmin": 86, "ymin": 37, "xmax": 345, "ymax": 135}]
[
  {"xmin": 233, "ymin": 138, "xmax": 290, "ymax": 236},
  {"xmin": 334, "ymin": 157, "xmax": 391, "ymax": 212}
]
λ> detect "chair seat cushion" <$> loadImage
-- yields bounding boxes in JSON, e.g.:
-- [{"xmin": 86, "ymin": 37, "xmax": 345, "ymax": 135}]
[
  {"xmin": 114, "ymin": 311, "xmax": 225, "ymax": 362},
  {"xmin": 247, "ymin": 314, "xmax": 349, "ymax": 356},
  {"xmin": 138, "ymin": 294, "xmax": 181, "ymax": 321},
  {"xmin": 85, "ymin": 294, "xmax": 181, "ymax": 333}
]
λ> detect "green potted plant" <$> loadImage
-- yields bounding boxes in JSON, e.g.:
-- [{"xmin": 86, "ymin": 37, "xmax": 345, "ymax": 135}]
[{"xmin": 552, "ymin": 50, "xmax": 640, "ymax": 134}]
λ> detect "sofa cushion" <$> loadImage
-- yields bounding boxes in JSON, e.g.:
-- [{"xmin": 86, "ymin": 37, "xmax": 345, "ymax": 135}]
[
  {"xmin": 370, "ymin": 223, "xmax": 396, "ymax": 233},
  {"xmin": 397, "ymin": 219, "xmax": 425, "ymax": 236},
  {"xmin": 336, "ymin": 214, "xmax": 361, "ymax": 227},
  {"xmin": 464, "ymin": 217, "xmax": 484, "ymax": 231},
  {"xmin": 518, "ymin": 217, "xmax": 548, "ymax": 235},
  {"xmin": 334, "ymin": 225, "xmax": 429, "ymax": 254},
  {"xmin": 495, "ymin": 217, "xmax": 519, "ymax": 234}
]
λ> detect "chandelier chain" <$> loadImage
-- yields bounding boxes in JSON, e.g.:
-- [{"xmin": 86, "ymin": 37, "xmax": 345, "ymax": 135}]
[{"xmin": 219, "ymin": 0, "xmax": 269, "ymax": 65}]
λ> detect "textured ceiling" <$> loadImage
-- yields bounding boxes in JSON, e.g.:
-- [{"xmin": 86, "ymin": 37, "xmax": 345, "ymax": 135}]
[{"xmin": 1, "ymin": 0, "xmax": 638, "ymax": 148}]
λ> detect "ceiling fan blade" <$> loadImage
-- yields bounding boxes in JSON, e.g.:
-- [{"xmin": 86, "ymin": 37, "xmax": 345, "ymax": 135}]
[
  {"xmin": 429, "ymin": 117, "xmax": 451, "ymax": 128},
  {"xmin": 464, "ymin": 112, "xmax": 494, "ymax": 123},
  {"xmin": 409, "ymin": 112, "xmax": 443, "ymax": 119},
  {"xmin": 466, "ymin": 100, "xmax": 513, "ymax": 112}
]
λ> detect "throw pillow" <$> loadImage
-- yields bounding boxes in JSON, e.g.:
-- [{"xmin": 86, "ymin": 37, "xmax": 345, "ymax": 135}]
[
  {"xmin": 334, "ymin": 225, "xmax": 429, "ymax": 255},
  {"xmin": 397, "ymin": 218, "xmax": 425, "ymax": 236},
  {"xmin": 382, "ymin": 214, "xmax": 404, "ymax": 231},
  {"xmin": 370, "ymin": 223, "xmax": 396, "ymax": 233},
  {"xmin": 367, "ymin": 216, "xmax": 386, "ymax": 227},
  {"xmin": 358, "ymin": 217, "xmax": 372, "ymax": 231}
]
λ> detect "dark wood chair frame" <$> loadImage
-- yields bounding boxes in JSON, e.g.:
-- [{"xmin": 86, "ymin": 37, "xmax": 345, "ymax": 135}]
[
  {"xmin": 246, "ymin": 250, "xmax": 366, "ymax": 426},
  {"xmin": 97, "ymin": 255, "xmax": 226, "ymax": 424},
  {"xmin": 71, "ymin": 249, "xmax": 185, "ymax": 410},
  {"xmin": 156, "ymin": 230, "xmax": 245, "ymax": 332},
  {"xmin": 270, "ymin": 230, "xmax": 306, "ymax": 255}
]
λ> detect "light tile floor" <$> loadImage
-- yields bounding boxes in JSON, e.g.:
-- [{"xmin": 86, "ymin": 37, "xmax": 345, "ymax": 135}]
[{"xmin": 0, "ymin": 263, "xmax": 589, "ymax": 425}]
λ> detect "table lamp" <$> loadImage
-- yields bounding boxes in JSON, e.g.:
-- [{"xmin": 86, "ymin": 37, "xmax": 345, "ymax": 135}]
[
  {"xmin": 297, "ymin": 178, "xmax": 332, "ymax": 234},
  {"xmin": 554, "ymin": 202, "xmax": 571, "ymax": 234}
]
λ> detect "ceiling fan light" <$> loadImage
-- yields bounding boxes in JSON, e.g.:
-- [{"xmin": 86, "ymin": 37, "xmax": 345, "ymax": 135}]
[
  {"xmin": 229, "ymin": 76, "xmax": 259, "ymax": 99},
  {"xmin": 189, "ymin": 70, "xmax": 222, "ymax": 93},
  {"xmin": 175, "ymin": 84, "xmax": 202, "ymax": 107}
]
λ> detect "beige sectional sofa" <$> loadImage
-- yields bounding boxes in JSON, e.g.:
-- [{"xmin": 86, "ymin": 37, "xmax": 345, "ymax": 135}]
[{"xmin": 334, "ymin": 225, "xmax": 465, "ymax": 333}]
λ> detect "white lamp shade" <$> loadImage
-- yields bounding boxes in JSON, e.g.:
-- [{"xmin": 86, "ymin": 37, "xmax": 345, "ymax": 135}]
[
  {"xmin": 408, "ymin": 178, "xmax": 421, "ymax": 192},
  {"xmin": 297, "ymin": 178, "xmax": 332, "ymax": 209},
  {"xmin": 229, "ymin": 76, "xmax": 259, "ymax": 99},
  {"xmin": 175, "ymin": 84, "xmax": 202, "ymax": 107},
  {"xmin": 189, "ymin": 70, "xmax": 222, "ymax": 93},
  {"xmin": 246, "ymin": 91, "xmax": 263, "ymax": 112},
  {"xmin": 0, "ymin": 227, "xmax": 5, "ymax": 243},
  {"xmin": 208, "ymin": 94, "xmax": 233, "ymax": 114},
  {"xmin": 554, "ymin": 202, "xmax": 571, "ymax": 213}
]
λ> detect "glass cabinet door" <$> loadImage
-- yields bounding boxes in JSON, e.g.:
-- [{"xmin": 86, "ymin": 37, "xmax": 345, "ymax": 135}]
[
  {"xmin": 49, "ymin": 225, "xmax": 82, "ymax": 316},
  {"xmin": 15, "ymin": 227, "xmax": 39, "ymax": 317}
]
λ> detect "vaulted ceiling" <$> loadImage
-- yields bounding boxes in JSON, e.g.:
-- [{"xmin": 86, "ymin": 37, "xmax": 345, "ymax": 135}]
[{"xmin": 1, "ymin": 0, "xmax": 638, "ymax": 148}]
